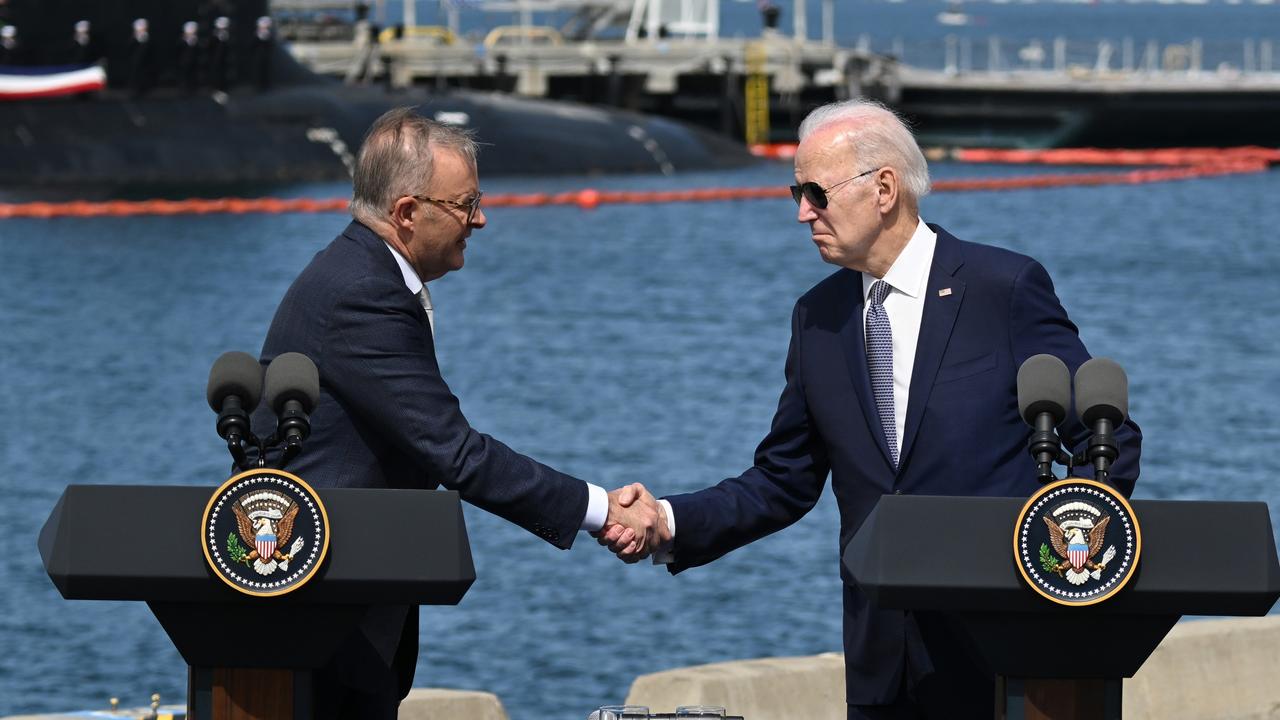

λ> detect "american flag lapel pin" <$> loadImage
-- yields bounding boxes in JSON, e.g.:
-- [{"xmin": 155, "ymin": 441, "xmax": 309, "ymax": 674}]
[{"xmin": 938, "ymin": 288, "xmax": 953, "ymax": 297}]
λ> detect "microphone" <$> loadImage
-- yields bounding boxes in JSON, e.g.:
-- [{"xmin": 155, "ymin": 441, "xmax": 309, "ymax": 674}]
[
  {"xmin": 264, "ymin": 352, "xmax": 319, "ymax": 469},
  {"xmin": 1074, "ymin": 357, "xmax": 1128, "ymax": 484},
  {"xmin": 1017, "ymin": 354, "xmax": 1072, "ymax": 483},
  {"xmin": 207, "ymin": 351, "xmax": 264, "ymax": 470}
]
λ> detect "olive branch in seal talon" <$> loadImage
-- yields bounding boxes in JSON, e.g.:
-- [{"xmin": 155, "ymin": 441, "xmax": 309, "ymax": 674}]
[
  {"xmin": 226, "ymin": 532, "xmax": 248, "ymax": 564},
  {"xmin": 1038, "ymin": 543, "xmax": 1059, "ymax": 574}
]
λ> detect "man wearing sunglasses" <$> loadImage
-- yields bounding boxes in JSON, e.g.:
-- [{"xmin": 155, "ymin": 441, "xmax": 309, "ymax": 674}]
[
  {"xmin": 602, "ymin": 99, "xmax": 1141, "ymax": 719},
  {"xmin": 256, "ymin": 107, "xmax": 669, "ymax": 718}
]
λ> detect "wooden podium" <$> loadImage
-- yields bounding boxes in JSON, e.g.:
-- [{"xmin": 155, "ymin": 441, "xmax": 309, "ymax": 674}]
[
  {"xmin": 39, "ymin": 485, "xmax": 475, "ymax": 720},
  {"xmin": 843, "ymin": 494, "xmax": 1280, "ymax": 719}
]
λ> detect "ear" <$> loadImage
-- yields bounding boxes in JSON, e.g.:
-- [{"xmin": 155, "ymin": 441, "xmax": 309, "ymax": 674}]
[
  {"xmin": 390, "ymin": 195, "xmax": 417, "ymax": 232},
  {"xmin": 873, "ymin": 167, "xmax": 900, "ymax": 218}
]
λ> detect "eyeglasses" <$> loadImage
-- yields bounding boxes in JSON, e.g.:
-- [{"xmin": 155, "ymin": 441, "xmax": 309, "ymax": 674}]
[
  {"xmin": 412, "ymin": 191, "xmax": 483, "ymax": 224},
  {"xmin": 789, "ymin": 168, "xmax": 878, "ymax": 209}
]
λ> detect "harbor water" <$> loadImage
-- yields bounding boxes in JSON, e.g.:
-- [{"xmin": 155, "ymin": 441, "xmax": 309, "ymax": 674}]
[
  {"xmin": 2, "ymin": 157, "xmax": 1278, "ymax": 716},
  {"xmin": 4, "ymin": 0, "xmax": 1280, "ymax": 714}
]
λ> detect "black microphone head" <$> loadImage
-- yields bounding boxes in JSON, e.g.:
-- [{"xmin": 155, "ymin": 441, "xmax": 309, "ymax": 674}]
[
  {"xmin": 207, "ymin": 351, "xmax": 263, "ymax": 412},
  {"xmin": 264, "ymin": 352, "xmax": 320, "ymax": 414},
  {"xmin": 1017, "ymin": 354, "xmax": 1070, "ymax": 426},
  {"xmin": 1076, "ymin": 357, "xmax": 1128, "ymax": 426}
]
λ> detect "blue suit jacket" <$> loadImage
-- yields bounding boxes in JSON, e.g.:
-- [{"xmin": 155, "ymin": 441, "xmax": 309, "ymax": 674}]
[
  {"xmin": 665, "ymin": 226, "xmax": 1140, "ymax": 707},
  {"xmin": 257, "ymin": 220, "xmax": 588, "ymax": 692}
]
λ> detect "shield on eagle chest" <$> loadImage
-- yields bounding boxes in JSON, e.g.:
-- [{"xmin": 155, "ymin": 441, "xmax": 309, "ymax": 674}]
[
  {"xmin": 1068, "ymin": 542, "xmax": 1088, "ymax": 570},
  {"xmin": 256, "ymin": 531, "xmax": 277, "ymax": 560}
]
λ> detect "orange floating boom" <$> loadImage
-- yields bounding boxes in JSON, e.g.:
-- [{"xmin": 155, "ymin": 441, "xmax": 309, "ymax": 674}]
[{"xmin": 0, "ymin": 152, "xmax": 1273, "ymax": 219}]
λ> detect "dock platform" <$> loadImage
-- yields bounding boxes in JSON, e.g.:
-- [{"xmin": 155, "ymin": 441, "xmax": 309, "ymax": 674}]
[{"xmin": 277, "ymin": 0, "xmax": 1280, "ymax": 148}]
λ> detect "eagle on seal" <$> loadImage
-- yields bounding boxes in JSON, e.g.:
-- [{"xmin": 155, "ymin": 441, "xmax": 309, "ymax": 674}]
[
  {"xmin": 1044, "ymin": 514, "xmax": 1111, "ymax": 585},
  {"xmin": 233, "ymin": 500, "xmax": 301, "ymax": 575}
]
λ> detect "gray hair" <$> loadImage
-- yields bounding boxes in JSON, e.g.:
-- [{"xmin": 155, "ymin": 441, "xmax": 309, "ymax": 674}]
[
  {"xmin": 349, "ymin": 107, "xmax": 479, "ymax": 223},
  {"xmin": 798, "ymin": 99, "xmax": 931, "ymax": 201}
]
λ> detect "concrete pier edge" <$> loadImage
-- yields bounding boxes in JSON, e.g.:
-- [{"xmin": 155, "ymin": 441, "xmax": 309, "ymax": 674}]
[
  {"xmin": 4, "ymin": 616, "xmax": 1277, "ymax": 719},
  {"xmin": 624, "ymin": 616, "xmax": 1280, "ymax": 720}
]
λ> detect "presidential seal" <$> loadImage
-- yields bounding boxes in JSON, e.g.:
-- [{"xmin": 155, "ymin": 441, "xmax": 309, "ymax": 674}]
[
  {"xmin": 1013, "ymin": 477, "xmax": 1140, "ymax": 606},
  {"xmin": 201, "ymin": 468, "xmax": 330, "ymax": 597}
]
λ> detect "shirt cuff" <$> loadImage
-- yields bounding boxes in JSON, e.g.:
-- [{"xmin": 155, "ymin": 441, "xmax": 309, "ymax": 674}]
[
  {"xmin": 652, "ymin": 499, "xmax": 676, "ymax": 564},
  {"xmin": 580, "ymin": 483, "xmax": 609, "ymax": 533}
]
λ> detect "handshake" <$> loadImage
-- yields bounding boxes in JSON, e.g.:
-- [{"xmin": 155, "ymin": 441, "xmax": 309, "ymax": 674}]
[{"xmin": 592, "ymin": 483, "xmax": 671, "ymax": 564}]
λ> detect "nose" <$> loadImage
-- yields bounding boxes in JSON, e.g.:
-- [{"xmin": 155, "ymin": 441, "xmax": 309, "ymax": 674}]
[
  {"xmin": 471, "ymin": 207, "xmax": 487, "ymax": 229},
  {"xmin": 796, "ymin": 196, "xmax": 818, "ymax": 224}
]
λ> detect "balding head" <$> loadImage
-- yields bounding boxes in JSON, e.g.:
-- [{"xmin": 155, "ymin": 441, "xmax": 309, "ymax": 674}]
[
  {"xmin": 349, "ymin": 107, "xmax": 478, "ymax": 226},
  {"xmin": 798, "ymin": 99, "xmax": 931, "ymax": 206}
]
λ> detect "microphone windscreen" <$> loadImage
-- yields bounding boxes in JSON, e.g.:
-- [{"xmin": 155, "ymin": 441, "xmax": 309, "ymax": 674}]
[
  {"xmin": 1017, "ymin": 354, "xmax": 1070, "ymax": 425},
  {"xmin": 264, "ymin": 352, "xmax": 320, "ymax": 414},
  {"xmin": 207, "ymin": 351, "xmax": 263, "ymax": 412},
  {"xmin": 1076, "ymin": 357, "xmax": 1128, "ymax": 426}
]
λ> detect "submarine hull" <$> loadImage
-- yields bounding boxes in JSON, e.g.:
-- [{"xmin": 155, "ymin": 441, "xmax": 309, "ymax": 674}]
[
  {"xmin": 0, "ymin": 82, "xmax": 756, "ymax": 196},
  {"xmin": 0, "ymin": 0, "xmax": 755, "ymax": 195}
]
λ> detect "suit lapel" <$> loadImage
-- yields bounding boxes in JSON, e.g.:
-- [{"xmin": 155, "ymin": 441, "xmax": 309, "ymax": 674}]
[
  {"xmin": 899, "ymin": 227, "xmax": 966, "ymax": 466},
  {"xmin": 839, "ymin": 271, "xmax": 896, "ymax": 471}
]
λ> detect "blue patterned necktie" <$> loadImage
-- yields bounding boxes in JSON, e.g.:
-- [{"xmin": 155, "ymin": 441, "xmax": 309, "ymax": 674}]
[{"xmin": 866, "ymin": 279, "xmax": 898, "ymax": 468}]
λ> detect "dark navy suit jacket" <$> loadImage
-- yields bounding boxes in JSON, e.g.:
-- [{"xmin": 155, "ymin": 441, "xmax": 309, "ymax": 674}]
[
  {"xmin": 257, "ymin": 220, "xmax": 588, "ymax": 694},
  {"xmin": 665, "ymin": 226, "xmax": 1140, "ymax": 708}
]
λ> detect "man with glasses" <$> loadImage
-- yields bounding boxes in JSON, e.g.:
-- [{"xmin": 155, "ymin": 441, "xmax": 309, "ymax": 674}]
[
  {"xmin": 257, "ymin": 107, "xmax": 669, "ymax": 718},
  {"xmin": 600, "ymin": 99, "xmax": 1140, "ymax": 718}
]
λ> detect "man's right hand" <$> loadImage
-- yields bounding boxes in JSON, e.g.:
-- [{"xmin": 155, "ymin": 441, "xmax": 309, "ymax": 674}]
[{"xmin": 592, "ymin": 483, "xmax": 669, "ymax": 563}]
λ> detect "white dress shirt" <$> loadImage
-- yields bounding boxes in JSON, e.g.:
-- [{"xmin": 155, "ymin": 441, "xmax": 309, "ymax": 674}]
[
  {"xmin": 655, "ymin": 218, "xmax": 937, "ymax": 563},
  {"xmin": 861, "ymin": 219, "xmax": 938, "ymax": 458},
  {"xmin": 383, "ymin": 243, "xmax": 608, "ymax": 532}
]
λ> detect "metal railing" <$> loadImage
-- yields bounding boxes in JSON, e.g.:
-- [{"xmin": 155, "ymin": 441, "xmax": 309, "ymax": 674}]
[{"xmin": 864, "ymin": 35, "xmax": 1278, "ymax": 77}]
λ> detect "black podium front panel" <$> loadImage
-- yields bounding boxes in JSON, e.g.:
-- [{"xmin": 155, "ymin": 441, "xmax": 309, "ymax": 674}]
[
  {"xmin": 842, "ymin": 495, "xmax": 1280, "ymax": 677},
  {"xmin": 844, "ymin": 495, "xmax": 1279, "ymax": 617},
  {"xmin": 40, "ymin": 485, "xmax": 475, "ymax": 605}
]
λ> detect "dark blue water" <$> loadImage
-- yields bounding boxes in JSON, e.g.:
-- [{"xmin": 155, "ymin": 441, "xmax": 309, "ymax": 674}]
[
  {"xmin": 4, "ymin": 1, "xmax": 1280, "ymax": 715},
  {"xmin": 3, "ymin": 158, "xmax": 1279, "ymax": 716}
]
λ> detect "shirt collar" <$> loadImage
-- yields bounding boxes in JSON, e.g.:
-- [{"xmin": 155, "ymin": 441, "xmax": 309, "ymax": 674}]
[
  {"xmin": 383, "ymin": 242, "xmax": 424, "ymax": 295},
  {"xmin": 863, "ymin": 218, "xmax": 937, "ymax": 303}
]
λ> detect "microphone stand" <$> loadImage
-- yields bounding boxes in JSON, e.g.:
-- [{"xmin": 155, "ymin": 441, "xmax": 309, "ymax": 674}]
[
  {"xmin": 263, "ymin": 432, "xmax": 303, "ymax": 470},
  {"xmin": 225, "ymin": 434, "xmax": 249, "ymax": 471},
  {"xmin": 223, "ymin": 432, "xmax": 301, "ymax": 473},
  {"xmin": 1073, "ymin": 417, "xmax": 1118, "ymax": 486},
  {"xmin": 1028, "ymin": 413, "xmax": 1073, "ymax": 483},
  {"xmin": 215, "ymin": 397, "xmax": 253, "ymax": 472}
]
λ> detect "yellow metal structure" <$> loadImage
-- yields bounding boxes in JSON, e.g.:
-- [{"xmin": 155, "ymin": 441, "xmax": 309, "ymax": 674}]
[
  {"xmin": 377, "ymin": 25, "xmax": 457, "ymax": 45},
  {"xmin": 745, "ymin": 42, "xmax": 770, "ymax": 145},
  {"xmin": 483, "ymin": 25, "xmax": 564, "ymax": 50}
]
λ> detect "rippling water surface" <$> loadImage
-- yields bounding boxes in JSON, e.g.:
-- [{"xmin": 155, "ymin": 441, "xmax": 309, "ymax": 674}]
[{"xmin": 2, "ymin": 157, "xmax": 1278, "ymax": 716}]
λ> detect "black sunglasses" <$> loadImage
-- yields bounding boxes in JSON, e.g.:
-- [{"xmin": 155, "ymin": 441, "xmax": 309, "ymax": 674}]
[{"xmin": 789, "ymin": 168, "xmax": 878, "ymax": 209}]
